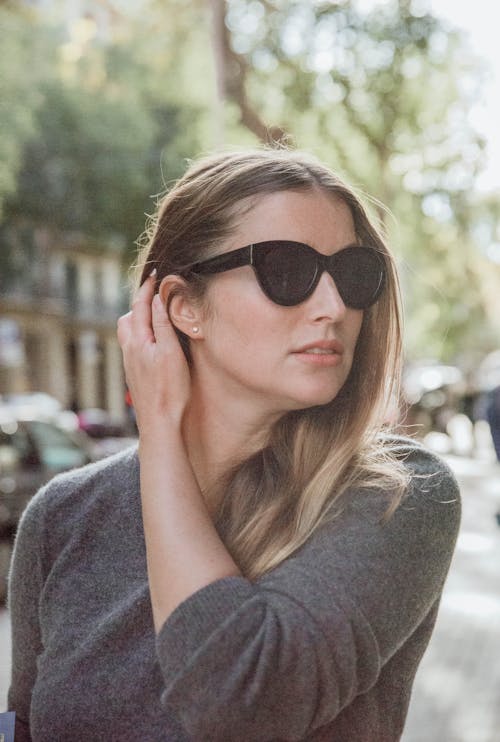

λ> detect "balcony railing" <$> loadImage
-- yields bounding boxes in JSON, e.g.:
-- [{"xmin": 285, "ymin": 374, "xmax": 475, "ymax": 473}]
[{"xmin": 0, "ymin": 283, "xmax": 125, "ymax": 326}]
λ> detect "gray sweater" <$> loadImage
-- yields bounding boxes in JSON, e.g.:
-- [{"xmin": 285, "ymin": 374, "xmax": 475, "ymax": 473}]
[{"xmin": 8, "ymin": 437, "xmax": 460, "ymax": 741}]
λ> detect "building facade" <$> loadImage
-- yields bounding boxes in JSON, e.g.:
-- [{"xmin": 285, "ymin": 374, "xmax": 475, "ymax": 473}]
[{"xmin": 0, "ymin": 225, "xmax": 128, "ymax": 420}]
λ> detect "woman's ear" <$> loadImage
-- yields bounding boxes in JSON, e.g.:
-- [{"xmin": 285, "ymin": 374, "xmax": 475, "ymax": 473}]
[{"xmin": 158, "ymin": 275, "xmax": 204, "ymax": 339}]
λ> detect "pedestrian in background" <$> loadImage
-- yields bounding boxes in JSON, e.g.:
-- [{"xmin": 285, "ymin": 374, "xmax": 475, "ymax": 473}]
[
  {"xmin": 8, "ymin": 149, "xmax": 461, "ymax": 741},
  {"xmin": 486, "ymin": 385, "xmax": 500, "ymax": 462}
]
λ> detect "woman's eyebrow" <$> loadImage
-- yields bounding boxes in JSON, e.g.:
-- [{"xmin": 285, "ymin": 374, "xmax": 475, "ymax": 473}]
[{"xmin": 312, "ymin": 240, "xmax": 360, "ymax": 254}]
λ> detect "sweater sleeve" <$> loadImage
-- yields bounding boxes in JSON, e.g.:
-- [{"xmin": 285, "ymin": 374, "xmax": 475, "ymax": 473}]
[
  {"xmin": 7, "ymin": 489, "xmax": 47, "ymax": 740},
  {"xmin": 156, "ymin": 446, "xmax": 461, "ymax": 740}
]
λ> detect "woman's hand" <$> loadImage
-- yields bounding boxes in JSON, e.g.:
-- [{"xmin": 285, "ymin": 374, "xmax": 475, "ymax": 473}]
[
  {"xmin": 118, "ymin": 276, "xmax": 240, "ymax": 631},
  {"xmin": 117, "ymin": 272, "xmax": 191, "ymax": 436}
]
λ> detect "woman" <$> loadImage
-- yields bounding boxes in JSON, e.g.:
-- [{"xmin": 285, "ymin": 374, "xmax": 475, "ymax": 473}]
[{"xmin": 8, "ymin": 149, "xmax": 460, "ymax": 741}]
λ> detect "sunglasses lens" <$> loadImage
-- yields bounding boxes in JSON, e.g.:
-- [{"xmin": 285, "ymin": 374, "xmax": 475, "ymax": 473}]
[
  {"xmin": 255, "ymin": 242, "xmax": 385, "ymax": 308},
  {"xmin": 331, "ymin": 247, "xmax": 385, "ymax": 309},
  {"xmin": 256, "ymin": 242, "xmax": 318, "ymax": 306}
]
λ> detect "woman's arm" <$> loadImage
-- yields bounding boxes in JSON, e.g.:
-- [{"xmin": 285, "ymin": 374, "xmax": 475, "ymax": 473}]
[
  {"xmin": 117, "ymin": 274, "xmax": 240, "ymax": 632},
  {"xmin": 137, "ymin": 429, "xmax": 241, "ymax": 631},
  {"xmin": 7, "ymin": 492, "xmax": 46, "ymax": 741},
  {"xmin": 156, "ymin": 450, "xmax": 460, "ymax": 740}
]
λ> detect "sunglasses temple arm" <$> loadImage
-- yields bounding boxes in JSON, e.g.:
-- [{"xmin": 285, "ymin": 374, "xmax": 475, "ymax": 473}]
[{"xmin": 185, "ymin": 245, "xmax": 253, "ymax": 275}]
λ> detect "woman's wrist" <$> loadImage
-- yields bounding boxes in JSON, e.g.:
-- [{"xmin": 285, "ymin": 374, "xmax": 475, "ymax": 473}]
[{"xmin": 138, "ymin": 420, "xmax": 186, "ymax": 455}]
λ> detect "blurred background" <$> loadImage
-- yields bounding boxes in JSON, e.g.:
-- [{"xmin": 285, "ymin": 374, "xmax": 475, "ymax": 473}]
[{"xmin": 1, "ymin": 0, "xmax": 499, "ymax": 739}]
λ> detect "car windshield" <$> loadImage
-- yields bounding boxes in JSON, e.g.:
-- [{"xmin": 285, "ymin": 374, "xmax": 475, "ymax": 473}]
[{"xmin": 27, "ymin": 420, "xmax": 88, "ymax": 471}]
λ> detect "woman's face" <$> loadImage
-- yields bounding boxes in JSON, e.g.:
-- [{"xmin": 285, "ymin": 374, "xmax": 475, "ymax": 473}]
[{"xmin": 192, "ymin": 188, "xmax": 364, "ymax": 416}]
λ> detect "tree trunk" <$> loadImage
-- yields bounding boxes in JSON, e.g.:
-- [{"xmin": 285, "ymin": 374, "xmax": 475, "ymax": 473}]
[{"xmin": 207, "ymin": 0, "xmax": 287, "ymax": 145}]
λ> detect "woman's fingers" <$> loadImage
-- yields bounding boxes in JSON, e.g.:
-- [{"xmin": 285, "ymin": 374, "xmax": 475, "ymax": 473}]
[
  {"xmin": 151, "ymin": 293, "xmax": 179, "ymax": 347},
  {"xmin": 120, "ymin": 274, "xmax": 189, "ymax": 352},
  {"xmin": 116, "ymin": 311, "xmax": 132, "ymax": 347},
  {"xmin": 116, "ymin": 273, "xmax": 191, "ymax": 429},
  {"xmin": 117, "ymin": 273, "xmax": 156, "ymax": 354},
  {"xmin": 130, "ymin": 272, "xmax": 157, "ymax": 346},
  {"xmin": 117, "ymin": 273, "xmax": 180, "ymax": 357}
]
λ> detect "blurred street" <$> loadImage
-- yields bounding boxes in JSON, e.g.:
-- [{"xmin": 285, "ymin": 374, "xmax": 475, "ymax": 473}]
[
  {"xmin": 402, "ymin": 450, "xmax": 500, "ymax": 742},
  {"xmin": 1, "ymin": 448, "xmax": 499, "ymax": 741}
]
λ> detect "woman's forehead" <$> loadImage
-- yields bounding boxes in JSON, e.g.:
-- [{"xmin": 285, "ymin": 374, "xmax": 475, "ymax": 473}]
[{"xmin": 226, "ymin": 189, "xmax": 355, "ymax": 251}]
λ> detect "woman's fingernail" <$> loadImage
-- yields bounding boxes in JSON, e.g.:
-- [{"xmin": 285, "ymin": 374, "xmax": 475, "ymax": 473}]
[{"xmin": 149, "ymin": 268, "xmax": 157, "ymax": 278}]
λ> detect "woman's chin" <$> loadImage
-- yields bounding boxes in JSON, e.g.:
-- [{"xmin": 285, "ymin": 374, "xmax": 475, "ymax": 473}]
[{"xmin": 285, "ymin": 385, "xmax": 342, "ymax": 411}]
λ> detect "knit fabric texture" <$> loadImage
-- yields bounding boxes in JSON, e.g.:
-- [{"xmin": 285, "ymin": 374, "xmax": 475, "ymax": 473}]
[{"xmin": 8, "ymin": 437, "xmax": 460, "ymax": 741}]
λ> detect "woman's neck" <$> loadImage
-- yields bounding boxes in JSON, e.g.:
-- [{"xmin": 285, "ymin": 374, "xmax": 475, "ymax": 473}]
[{"xmin": 181, "ymin": 382, "xmax": 280, "ymax": 508}]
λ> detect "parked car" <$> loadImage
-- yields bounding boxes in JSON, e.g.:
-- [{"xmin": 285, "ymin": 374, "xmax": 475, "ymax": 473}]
[
  {"xmin": 0, "ymin": 392, "xmax": 64, "ymax": 420},
  {"xmin": 76, "ymin": 407, "xmax": 137, "ymax": 458},
  {"xmin": 77, "ymin": 407, "xmax": 127, "ymax": 438},
  {"xmin": 0, "ymin": 410, "xmax": 94, "ymax": 602}
]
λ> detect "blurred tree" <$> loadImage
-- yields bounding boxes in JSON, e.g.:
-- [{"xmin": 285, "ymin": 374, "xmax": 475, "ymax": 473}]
[
  {"xmin": 0, "ymin": 5, "xmax": 53, "ymax": 219},
  {"xmin": 7, "ymin": 81, "xmax": 156, "ymax": 242},
  {"xmin": 3, "ymin": 7, "xmax": 204, "ymax": 261},
  {"xmin": 203, "ymin": 0, "xmax": 498, "ymax": 360},
  {"xmin": 208, "ymin": 0, "xmax": 286, "ymax": 144}
]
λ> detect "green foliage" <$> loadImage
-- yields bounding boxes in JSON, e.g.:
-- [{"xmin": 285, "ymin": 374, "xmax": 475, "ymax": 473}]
[
  {"xmin": 0, "ymin": 6, "xmax": 54, "ymax": 218},
  {"xmin": 8, "ymin": 82, "xmax": 153, "ymax": 238},
  {"xmin": 3, "ymin": 9, "xmax": 204, "ymax": 258}
]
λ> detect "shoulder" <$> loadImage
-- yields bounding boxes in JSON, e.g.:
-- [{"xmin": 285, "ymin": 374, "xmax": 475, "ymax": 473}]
[
  {"xmin": 339, "ymin": 435, "xmax": 461, "ymax": 561},
  {"xmin": 380, "ymin": 433, "xmax": 461, "ymax": 503},
  {"xmin": 17, "ymin": 443, "xmax": 140, "ymax": 539},
  {"xmin": 10, "ymin": 445, "xmax": 140, "ymax": 603},
  {"xmin": 357, "ymin": 434, "xmax": 462, "ymax": 557}
]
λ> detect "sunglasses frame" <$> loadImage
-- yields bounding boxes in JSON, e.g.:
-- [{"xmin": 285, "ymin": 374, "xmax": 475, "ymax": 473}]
[{"xmin": 183, "ymin": 240, "xmax": 386, "ymax": 309}]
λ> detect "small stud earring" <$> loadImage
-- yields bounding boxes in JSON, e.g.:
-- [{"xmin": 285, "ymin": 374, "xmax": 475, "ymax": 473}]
[{"xmin": 192, "ymin": 326, "xmax": 200, "ymax": 334}]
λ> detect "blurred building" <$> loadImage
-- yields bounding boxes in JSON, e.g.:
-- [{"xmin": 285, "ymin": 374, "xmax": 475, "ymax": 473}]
[{"xmin": 0, "ymin": 225, "xmax": 127, "ymax": 420}]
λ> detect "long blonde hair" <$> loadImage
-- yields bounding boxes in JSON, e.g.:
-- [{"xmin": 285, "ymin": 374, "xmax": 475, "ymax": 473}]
[{"xmin": 135, "ymin": 149, "xmax": 409, "ymax": 579}]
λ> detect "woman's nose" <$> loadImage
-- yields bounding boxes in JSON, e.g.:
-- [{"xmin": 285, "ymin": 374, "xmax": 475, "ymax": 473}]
[{"xmin": 305, "ymin": 270, "xmax": 348, "ymax": 321}]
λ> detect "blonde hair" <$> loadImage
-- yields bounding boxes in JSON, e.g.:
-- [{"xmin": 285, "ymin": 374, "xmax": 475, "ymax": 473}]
[{"xmin": 135, "ymin": 149, "xmax": 409, "ymax": 579}]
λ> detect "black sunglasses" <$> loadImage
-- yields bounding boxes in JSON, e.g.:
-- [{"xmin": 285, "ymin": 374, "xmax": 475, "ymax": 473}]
[{"xmin": 183, "ymin": 240, "xmax": 386, "ymax": 309}]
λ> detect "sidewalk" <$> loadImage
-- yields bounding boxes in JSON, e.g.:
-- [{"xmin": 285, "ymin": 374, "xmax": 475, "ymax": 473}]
[{"xmin": 402, "ymin": 452, "xmax": 500, "ymax": 742}]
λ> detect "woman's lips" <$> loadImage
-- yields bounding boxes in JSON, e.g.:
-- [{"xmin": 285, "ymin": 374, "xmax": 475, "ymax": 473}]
[
  {"xmin": 291, "ymin": 341, "xmax": 344, "ymax": 367},
  {"xmin": 292, "ymin": 350, "xmax": 343, "ymax": 367}
]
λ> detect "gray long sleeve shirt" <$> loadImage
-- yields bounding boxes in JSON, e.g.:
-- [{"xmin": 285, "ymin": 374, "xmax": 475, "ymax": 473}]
[{"xmin": 8, "ymin": 437, "xmax": 460, "ymax": 741}]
